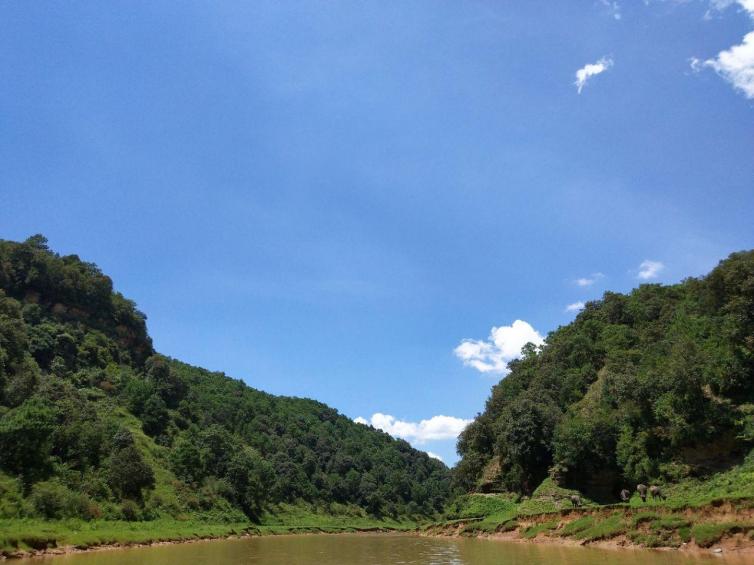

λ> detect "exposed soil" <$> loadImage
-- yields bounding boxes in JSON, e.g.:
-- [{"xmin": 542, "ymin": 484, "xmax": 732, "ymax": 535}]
[{"xmin": 421, "ymin": 503, "xmax": 754, "ymax": 557}]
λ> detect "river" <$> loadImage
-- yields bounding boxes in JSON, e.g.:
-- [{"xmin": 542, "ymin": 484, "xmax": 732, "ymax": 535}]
[{"xmin": 16, "ymin": 534, "xmax": 752, "ymax": 564}]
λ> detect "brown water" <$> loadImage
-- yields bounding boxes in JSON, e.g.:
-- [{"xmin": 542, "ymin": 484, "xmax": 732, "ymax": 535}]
[{"xmin": 20, "ymin": 535, "xmax": 752, "ymax": 565}]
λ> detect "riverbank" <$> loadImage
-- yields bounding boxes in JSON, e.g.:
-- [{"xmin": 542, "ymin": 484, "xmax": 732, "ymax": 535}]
[
  {"xmin": 4, "ymin": 509, "xmax": 754, "ymax": 561},
  {"xmin": 6, "ymin": 499, "xmax": 754, "ymax": 560},
  {"xmin": 0, "ymin": 522, "xmax": 416, "ymax": 560},
  {"xmin": 420, "ymin": 499, "xmax": 754, "ymax": 555},
  {"xmin": 0, "ymin": 504, "xmax": 419, "ymax": 560}
]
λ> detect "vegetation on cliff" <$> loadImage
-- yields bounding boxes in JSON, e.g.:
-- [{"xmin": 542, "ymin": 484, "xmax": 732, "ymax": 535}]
[
  {"xmin": 0, "ymin": 235, "xmax": 450, "ymax": 535},
  {"xmin": 454, "ymin": 250, "xmax": 754, "ymax": 501},
  {"xmin": 430, "ymin": 448, "xmax": 754, "ymax": 549}
]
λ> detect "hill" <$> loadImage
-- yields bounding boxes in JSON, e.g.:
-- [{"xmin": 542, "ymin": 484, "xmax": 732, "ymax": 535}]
[
  {"xmin": 454, "ymin": 250, "xmax": 754, "ymax": 501},
  {"xmin": 0, "ymin": 235, "xmax": 450, "ymax": 533}
]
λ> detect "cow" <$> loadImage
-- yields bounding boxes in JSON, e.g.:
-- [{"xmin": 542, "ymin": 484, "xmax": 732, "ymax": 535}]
[
  {"xmin": 569, "ymin": 494, "xmax": 582, "ymax": 507},
  {"xmin": 620, "ymin": 488, "xmax": 630, "ymax": 502},
  {"xmin": 649, "ymin": 485, "xmax": 666, "ymax": 500},
  {"xmin": 636, "ymin": 484, "xmax": 648, "ymax": 503}
]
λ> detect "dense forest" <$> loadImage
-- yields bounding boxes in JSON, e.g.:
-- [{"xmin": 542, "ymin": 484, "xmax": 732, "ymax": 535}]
[
  {"xmin": 4, "ymin": 234, "xmax": 752, "ymax": 530},
  {"xmin": 0, "ymin": 236, "xmax": 450, "ymax": 522},
  {"xmin": 455, "ymin": 250, "xmax": 754, "ymax": 501}
]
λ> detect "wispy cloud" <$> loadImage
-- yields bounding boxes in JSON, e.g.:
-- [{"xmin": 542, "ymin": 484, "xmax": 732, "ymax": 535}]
[
  {"xmin": 426, "ymin": 452, "xmax": 444, "ymax": 462},
  {"xmin": 565, "ymin": 301, "xmax": 585, "ymax": 312},
  {"xmin": 637, "ymin": 259, "xmax": 665, "ymax": 280},
  {"xmin": 692, "ymin": 1, "xmax": 754, "ymax": 98},
  {"xmin": 708, "ymin": 0, "xmax": 752, "ymax": 13},
  {"xmin": 575, "ymin": 57, "xmax": 614, "ymax": 93},
  {"xmin": 454, "ymin": 320, "xmax": 544, "ymax": 374},
  {"xmin": 575, "ymin": 272, "xmax": 605, "ymax": 287},
  {"xmin": 354, "ymin": 413, "xmax": 471, "ymax": 444},
  {"xmin": 600, "ymin": 0, "xmax": 622, "ymax": 20},
  {"xmin": 705, "ymin": 0, "xmax": 738, "ymax": 18}
]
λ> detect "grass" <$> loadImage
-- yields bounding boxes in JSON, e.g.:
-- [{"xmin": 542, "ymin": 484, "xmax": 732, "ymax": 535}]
[
  {"xmin": 517, "ymin": 478, "xmax": 596, "ymax": 515},
  {"xmin": 497, "ymin": 519, "xmax": 519, "ymax": 533},
  {"xmin": 572, "ymin": 513, "xmax": 625, "ymax": 542},
  {"xmin": 460, "ymin": 512, "xmax": 517, "ymax": 535},
  {"xmin": 445, "ymin": 493, "xmax": 518, "ymax": 520},
  {"xmin": 0, "ymin": 503, "xmax": 420, "ymax": 556},
  {"xmin": 659, "ymin": 450, "xmax": 754, "ymax": 510},
  {"xmin": 444, "ymin": 493, "xmax": 518, "ymax": 535},
  {"xmin": 259, "ymin": 502, "xmax": 417, "ymax": 531},
  {"xmin": 559, "ymin": 515, "xmax": 594, "ymax": 537},
  {"xmin": 7, "ymin": 451, "xmax": 754, "ymax": 555},
  {"xmin": 624, "ymin": 514, "xmax": 692, "ymax": 548},
  {"xmin": 433, "ymin": 448, "xmax": 754, "ymax": 549},
  {"xmin": 690, "ymin": 522, "xmax": 754, "ymax": 548},
  {"xmin": 0, "ymin": 404, "xmax": 426, "ymax": 557},
  {"xmin": 0, "ymin": 518, "xmax": 251, "ymax": 554}
]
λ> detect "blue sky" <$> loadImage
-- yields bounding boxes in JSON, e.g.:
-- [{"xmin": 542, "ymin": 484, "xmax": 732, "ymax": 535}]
[{"xmin": 1, "ymin": 1, "xmax": 753, "ymax": 464}]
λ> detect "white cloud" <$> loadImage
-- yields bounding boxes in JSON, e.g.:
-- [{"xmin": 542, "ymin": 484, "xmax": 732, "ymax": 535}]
[
  {"xmin": 709, "ymin": 0, "xmax": 754, "ymax": 12},
  {"xmin": 600, "ymin": 0, "xmax": 622, "ymax": 20},
  {"xmin": 565, "ymin": 301, "xmax": 586, "ymax": 313},
  {"xmin": 637, "ymin": 259, "xmax": 665, "ymax": 280},
  {"xmin": 426, "ymin": 452, "xmax": 444, "ymax": 462},
  {"xmin": 353, "ymin": 413, "xmax": 471, "ymax": 444},
  {"xmin": 693, "ymin": 1, "xmax": 754, "ymax": 98},
  {"xmin": 575, "ymin": 272, "xmax": 605, "ymax": 287},
  {"xmin": 703, "ymin": 32, "xmax": 754, "ymax": 97},
  {"xmin": 454, "ymin": 319, "xmax": 544, "ymax": 374},
  {"xmin": 575, "ymin": 57, "xmax": 614, "ymax": 93}
]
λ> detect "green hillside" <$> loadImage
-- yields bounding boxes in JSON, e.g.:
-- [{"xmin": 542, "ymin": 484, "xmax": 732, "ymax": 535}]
[
  {"xmin": 0, "ymin": 235, "xmax": 450, "ymax": 531},
  {"xmin": 455, "ymin": 250, "xmax": 754, "ymax": 501}
]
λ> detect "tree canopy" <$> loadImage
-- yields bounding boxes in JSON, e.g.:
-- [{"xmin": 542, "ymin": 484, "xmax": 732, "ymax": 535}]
[
  {"xmin": 0, "ymin": 236, "xmax": 451, "ymax": 522},
  {"xmin": 455, "ymin": 251, "xmax": 754, "ymax": 501}
]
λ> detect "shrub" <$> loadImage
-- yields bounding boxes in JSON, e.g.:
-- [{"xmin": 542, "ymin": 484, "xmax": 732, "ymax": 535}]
[
  {"xmin": 29, "ymin": 481, "xmax": 70, "ymax": 519},
  {"xmin": 121, "ymin": 499, "xmax": 140, "ymax": 521},
  {"xmin": 28, "ymin": 480, "xmax": 98, "ymax": 520},
  {"xmin": 145, "ymin": 489, "xmax": 183, "ymax": 518},
  {"xmin": 67, "ymin": 492, "xmax": 101, "ymax": 521},
  {"xmin": 0, "ymin": 473, "xmax": 24, "ymax": 518},
  {"xmin": 107, "ymin": 445, "xmax": 154, "ymax": 500},
  {"xmin": 0, "ymin": 398, "xmax": 55, "ymax": 482}
]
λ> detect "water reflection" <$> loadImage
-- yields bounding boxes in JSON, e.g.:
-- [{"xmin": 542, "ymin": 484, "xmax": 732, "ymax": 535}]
[{"xmin": 22, "ymin": 534, "xmax": 752, "ymax": 565}]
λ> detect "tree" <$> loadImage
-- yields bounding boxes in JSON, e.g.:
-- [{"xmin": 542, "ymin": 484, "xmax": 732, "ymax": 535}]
[
  {"xmin": 0, "ymin": 397, "xmax": 55, "ymax": 483},
  {"xmin": 141, "ymin": 394, "xmax": 169, "ymax": 437},
  {"xmin": 107, "ymin": 445, "xmax": 155, "ymax": 500},
  {"xmin": 0, "ymin": 236, "xmax": 454, "ymax": 519},
  {"xmin": 145, "ymin": 354, "xmax": 186, "ymax": 408},
  {"xmin": 494, "ymin": 393, "xmax": 560, "ymax": 493},
  {"xmin": 226, "ymin": 447, "xmax": 273, "ymax": 519},
  {"xmin": 170, "ymin": 430, "xmax": 204, "ymax": 484}
]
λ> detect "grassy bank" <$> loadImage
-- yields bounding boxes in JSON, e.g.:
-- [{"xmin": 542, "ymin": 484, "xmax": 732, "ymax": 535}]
[
  {"xmin": 425, "ymin": 453, "xmax": 754, "ymax": 551},
  {"xmin": 0, "ymin": 519, "xmax": 250, "ymax": 555},
  {"xmin": 425, "ymin": 500, "xmax": 754, "ymax": 550},
  {"xmin": 0, "ymin": 503, "xmax": 419, "ymax": 558}
]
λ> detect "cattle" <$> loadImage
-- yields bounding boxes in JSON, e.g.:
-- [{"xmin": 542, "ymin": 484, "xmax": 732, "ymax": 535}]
[
  {"xmin": 636, "ymin": 484, "xmax": 648, "ymax": 503},
  {"xmin": 649, "ymin": 485, "xmax": 666, "ymax": 500}
]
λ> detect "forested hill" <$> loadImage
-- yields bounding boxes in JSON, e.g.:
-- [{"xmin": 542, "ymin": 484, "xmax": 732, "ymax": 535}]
[
  {"xmin": 0, "ymin": 235, "xmax": 450, "ymax": 522},
  {"xmin": 455, "ymin": 250, "xmax": 754, "ymax": 500}
]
